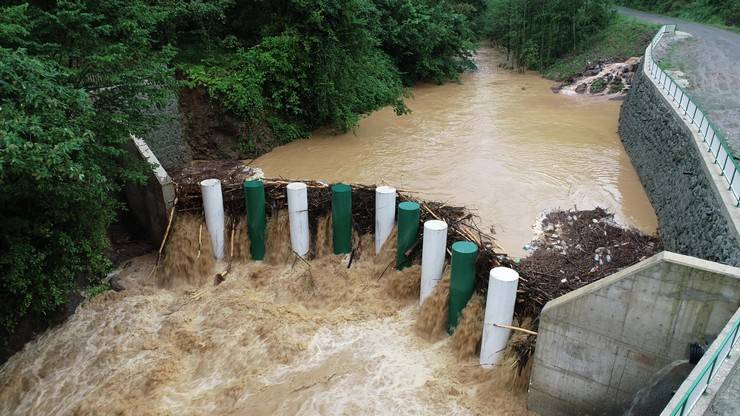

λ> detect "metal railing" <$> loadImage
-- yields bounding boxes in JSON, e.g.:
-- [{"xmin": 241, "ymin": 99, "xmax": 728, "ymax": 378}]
[
  {"xmin": 644, "ymin": 25, "xmax": 740, "ymax": 207},
  {"xmin": 666, "ymin": 313, "xmax": 740, "ymax": 416}
]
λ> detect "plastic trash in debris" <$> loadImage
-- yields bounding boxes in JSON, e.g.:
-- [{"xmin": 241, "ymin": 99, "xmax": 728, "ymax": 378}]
[
  {"xmin": 560, "ymin": 278, "xmax": 567, "ymax": 283},
  {"xmin": 523, "ymin": 244, "xmax": 532, "ymax": 251}
]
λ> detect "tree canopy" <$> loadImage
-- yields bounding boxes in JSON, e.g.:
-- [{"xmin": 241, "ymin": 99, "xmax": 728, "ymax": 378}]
[{"xmin": 483, "ymin": 0, "xmax": 614, "ymax": 70}]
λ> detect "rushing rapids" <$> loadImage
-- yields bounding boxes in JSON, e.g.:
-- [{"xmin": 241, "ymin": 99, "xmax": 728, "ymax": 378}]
[{"xmin": 0, "ymin": 214, "xmax": 532, "ymax": 416}]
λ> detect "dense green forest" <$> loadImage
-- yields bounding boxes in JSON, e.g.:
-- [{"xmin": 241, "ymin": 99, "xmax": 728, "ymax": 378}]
[
  {"xmin": 178, "ymin": 0, "xmax": 480, "ymax": 144},
  {"xmin": 616, "ymin": 0, "xmax": 740, "ymax": 27},
  {"xmin": 483, "ymin": 0, "xmax": 613, "ymax": 70},
  {"xmin": 482, "ymin": 0, "xmax": 658, "ymax": 78},
  {"xmin": 0, "ymin": 0, "xmax": 481, "ymax": 354}
]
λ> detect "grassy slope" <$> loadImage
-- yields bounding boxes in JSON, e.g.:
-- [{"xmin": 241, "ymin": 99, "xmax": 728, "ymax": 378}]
[{"xmin": 542, "ymin": 14, "xmax": 659, "ymax": 81}]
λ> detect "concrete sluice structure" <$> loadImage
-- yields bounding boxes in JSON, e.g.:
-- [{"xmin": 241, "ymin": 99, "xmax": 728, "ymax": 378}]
[{"xmin": 158, "ymin": 167, "xmax": 738, "ymax": 416}]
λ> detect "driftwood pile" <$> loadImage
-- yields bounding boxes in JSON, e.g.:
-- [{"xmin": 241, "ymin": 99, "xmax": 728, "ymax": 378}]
[{"xmin": 173, "ymin": 171, "xmax": 661, "ymax": 370}]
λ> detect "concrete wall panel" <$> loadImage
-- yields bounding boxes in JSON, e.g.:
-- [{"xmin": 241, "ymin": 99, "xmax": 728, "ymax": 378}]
[{"xmin": 529, "ymin": 252, "xmax": 740, "ymax": 416}]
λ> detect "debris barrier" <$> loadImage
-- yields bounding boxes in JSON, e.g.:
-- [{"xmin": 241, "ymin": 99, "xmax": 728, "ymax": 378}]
[
  {"xmin": 174, "ymin": 173, "xmax": 661, "ymax": 371},
  {"xmin": 375, "ymin": 186, "xmax": 396, "ymax": 254},
  {"xmin": 199, "ymin": 179, "xmax": 225, "ymax": 260},
  {"xmin": 287, "ymin": 182, "xmax": 310, "ymax": 257},
  {"xmin": 331, "ymin": 183, "xmax": 352, "ymax": 255},
  {"xmin": 420, "ymin": 220, "xmax": 448, "ymax": 305},
  {"xmin": 244, "ymin": 180, "xmax": 266, "ymax": 260},
  {"xmin": 480, "ymin": 267, "xmax": 519, "ymax": 368},
  {"xmin": 396, "ymin": 201, "xmax": 420, "ymax": 270},
  {"xmin": 448, "ymin": 241, "xmax": 478, "ymax": 334}
]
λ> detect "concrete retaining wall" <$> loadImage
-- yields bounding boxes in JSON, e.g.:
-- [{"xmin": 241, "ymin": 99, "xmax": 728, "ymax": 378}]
[
  {"xmin": 124, "ymin": 137, "xmax": 176, "ymax": 246},
  {"xmin": 619, "ymin": 67, "xmax": 740, "ymax": 266},
  {"xmin": 528, "ymin": 252, "xmax": 740, "ymax": 416}
]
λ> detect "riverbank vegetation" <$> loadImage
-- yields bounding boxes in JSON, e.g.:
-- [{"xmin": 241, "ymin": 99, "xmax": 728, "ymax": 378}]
[
  {"xmin": 616, "ymin": 0, "xmax": 740, "ymax": 28},
  {"xmin": 179, "ymin": 0, "xmax": 479, "ymax": 145},
  {"xmin": 0, "ymin": 1, "xmax": 175, "ymax": 359},
  {"xmin": 482, "ymin": 1, "xmax": 658, "ymax": 80},
  {"xmin": 0, "ymin": 0, "xmax": 481, "ymax": 359}
]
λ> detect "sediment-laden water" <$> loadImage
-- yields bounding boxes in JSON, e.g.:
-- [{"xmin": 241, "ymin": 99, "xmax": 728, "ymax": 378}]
[
  {"xmin": 253, "ymin": 46, "xmax": 657, "ymax": 255},
  {"xmin": 1, "ymin": 48, "xmax": 657, "ymax": 415},
  {"xmin": 0, "ymin": 215, "xmax": 531, "ymax": 415}
]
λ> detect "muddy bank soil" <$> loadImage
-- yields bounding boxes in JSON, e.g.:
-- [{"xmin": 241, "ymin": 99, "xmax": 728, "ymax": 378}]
[{"xmin": 178, "ymin": 87, "xmax": 281, "ymax": 160}]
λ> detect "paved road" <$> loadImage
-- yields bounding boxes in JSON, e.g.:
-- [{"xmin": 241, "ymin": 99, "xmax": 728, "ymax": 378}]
[
  {"xmin": 618, "ymin": 7, "xmax": 740, "ymax": 156},
  {"xmin": 706, "ymin": 359, "xmax": 740, "ymax": 416}
]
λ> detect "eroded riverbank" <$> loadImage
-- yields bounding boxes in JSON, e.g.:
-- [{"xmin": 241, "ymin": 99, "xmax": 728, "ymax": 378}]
[{"xmin": 252, "ymin": 47, "xmax": 657, "ymax": 256}]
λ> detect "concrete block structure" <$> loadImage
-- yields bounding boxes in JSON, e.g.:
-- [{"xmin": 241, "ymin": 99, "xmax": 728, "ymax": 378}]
[
  {"xmin": 528, "ymin": 252, "xmax": 740, "ymax": 416},
  {"xmin": 124, "ymin": 137, "xmax": 177, "ymax": 246}
]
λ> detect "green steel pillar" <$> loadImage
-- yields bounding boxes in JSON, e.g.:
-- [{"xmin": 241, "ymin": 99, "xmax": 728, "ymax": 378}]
[
  {"xmin": 396, "ymin": 201, "xmax": 420, "ymax": 270},
  {"xmin": 448, "ymin": 241, "xmax": 478, "ymax": 334},
  {"xmin": 243, "ymin": 180, "xmax": 266, "ymax": 260},
  {"xmin": 331, "ymin": 183, "xmax": 352, "ymax": 254}
]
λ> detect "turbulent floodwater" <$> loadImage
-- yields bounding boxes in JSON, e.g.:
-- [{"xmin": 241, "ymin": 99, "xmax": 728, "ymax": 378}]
[
  {"xmin": 253, "ymin": 47, "xmax": 657, "ymax": 255},
  {"xmin": 0, "ymin": 215, "xmax": 532, "ymax": 416},
  {"xmin": 1, "ymin": 48, "xmax": 656, "ymax": 415}
]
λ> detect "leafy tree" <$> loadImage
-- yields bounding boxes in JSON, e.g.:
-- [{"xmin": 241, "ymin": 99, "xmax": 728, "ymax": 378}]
[
  {"xmin": 483, "ymin": 0, "xmax": 613, "ymax": 70},
  {"xmin": 0, "ymin": 1, "xmax": 174, "ymax": 337},
  {"xmin": 374, "ymin": 0, "xmax": 478, "ymax": 84},
  {"xmin": 178, "ymin": 0, "xmax": 477, "ymax": 141}
]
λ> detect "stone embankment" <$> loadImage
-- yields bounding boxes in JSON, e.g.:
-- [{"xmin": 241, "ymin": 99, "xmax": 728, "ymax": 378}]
[{"xmin": 619, "ymin": 66, "xmax": 740, "ymax": 266}]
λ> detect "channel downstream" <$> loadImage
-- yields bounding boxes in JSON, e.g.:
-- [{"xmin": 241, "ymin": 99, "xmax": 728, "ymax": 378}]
[{"xmin": 254, "ymin": 46, "xmax": 658, "ymax": 255}]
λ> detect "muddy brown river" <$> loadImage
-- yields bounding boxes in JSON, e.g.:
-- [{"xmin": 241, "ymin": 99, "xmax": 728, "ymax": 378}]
[
  {"xmin": 254, "ymin": 47, "xmax": 657, "ymax": 255},
  {"xmin": 0, "ymin": 48, "xmax": 657, "ymax": 416}
]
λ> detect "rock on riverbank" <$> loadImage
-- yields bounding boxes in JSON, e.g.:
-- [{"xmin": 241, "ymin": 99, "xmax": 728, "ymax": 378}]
[{"xmin": 554, "ymin": 57, "xmax": 641, "ymax": 97}]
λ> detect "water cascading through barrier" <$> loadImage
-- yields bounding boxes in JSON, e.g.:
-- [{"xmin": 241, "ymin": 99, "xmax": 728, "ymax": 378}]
[
  {"xmin": 200, "ymin": 178, "xmax": 225, "ymax": 260},
  {"xmin": 244, "ymin": 179, "xmax": 267, "ymax": 260},
  {"xmin": 448, "ymin": 241, "xmax": 478, "ymax": 334},
  {"xmin": 396, "ymin": 201, "xmax": 420, "ymax": 270}
]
